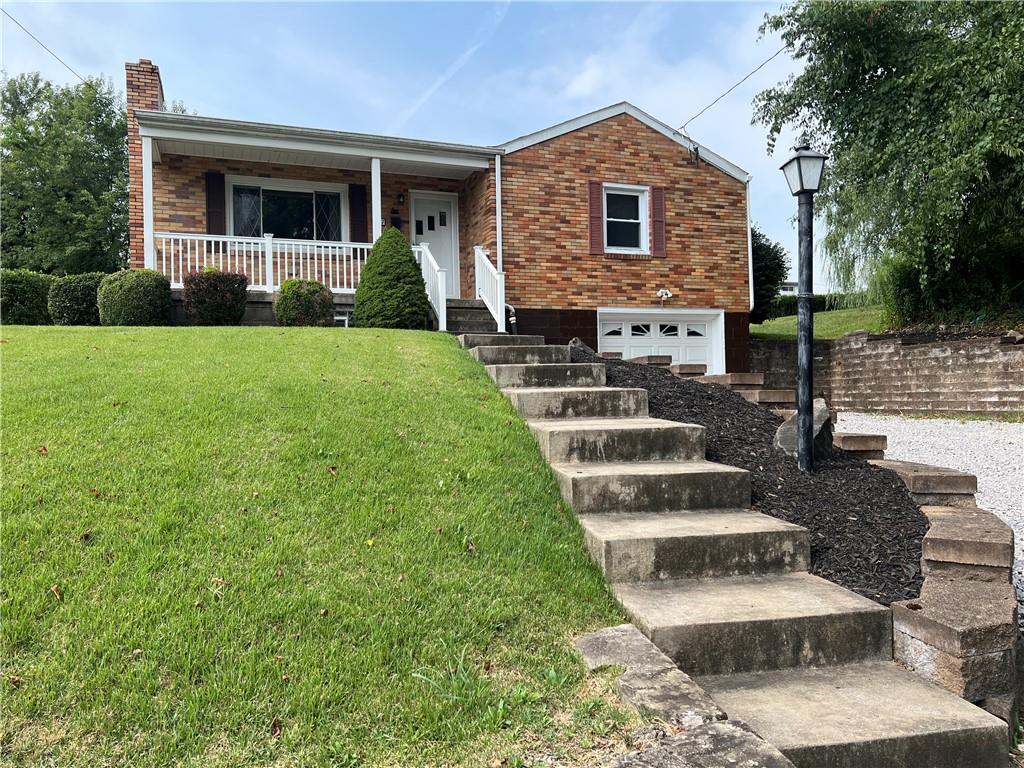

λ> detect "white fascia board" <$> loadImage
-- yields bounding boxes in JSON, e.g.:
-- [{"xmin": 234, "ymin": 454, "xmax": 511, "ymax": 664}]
[{"xmin": 501, "ymin": 102, "xmax": 749, "ymax": 184}]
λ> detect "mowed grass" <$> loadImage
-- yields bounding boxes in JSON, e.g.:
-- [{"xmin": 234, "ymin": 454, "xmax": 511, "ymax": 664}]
[
  {"xmin": 750, "ymin": 306, "xmax": 886, "ymax": 340},
  {"xmin": 1, "ymin": 327, "xmax": 630, "ymax": 767}
]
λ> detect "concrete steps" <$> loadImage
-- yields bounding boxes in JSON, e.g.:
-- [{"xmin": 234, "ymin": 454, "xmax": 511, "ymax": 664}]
[
  {"xmin": 460, "ymin": 333, "xmax": 1009, "ymax": 766},
  {"xmin": 698, "ymin": 372, "xmax": 765, "ymax": 389},
  {"xmin": 580, "ymin": 509, "xmax": 809, "ymax": 582},
  {"xmin": 528, "ymin": 417, "xmax": 704, "ymax": 464},
  {"xmin": 446, "ymin": 299, "xmax": 497, "ymax": 335},
  {"xmin": 614, "ymin": 572, "xmax": 892, "ymax": 676},
  {"xmin": 700, "ymin": 661, "xmax": 1008, "ymax": 768},
  {"xmin": 458, "ymin": 333, "xmax": 545, "ymax": 349},
  {"xmin": 486, "ymin": 363, "xmax": 605, "ymax": 389},
  {"xmin": 552, "ymin": 460, "xmax": 750, "ymax": 514}
]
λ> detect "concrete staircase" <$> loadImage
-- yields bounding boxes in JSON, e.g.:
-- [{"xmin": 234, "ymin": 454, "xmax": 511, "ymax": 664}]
[
  {"xmin": 697, "ymin": 372, "xmax": 798, "ymax": 411},
  {"xmin": 446, "ymin": 299, "xmax": 498, "ymax": 335},
  {"xmin": 461, "ymin": 333, "xmax": 1009, "ymax": 768}
]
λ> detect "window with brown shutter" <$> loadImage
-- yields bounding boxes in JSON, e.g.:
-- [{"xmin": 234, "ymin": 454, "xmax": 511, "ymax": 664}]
[
  {"xmin": 652, "ymin": 187, "xmax": 666, "ymax": 257},
  {"xmin": 588, "ymin": 180, "xmax": 604, "ymax": 255}
]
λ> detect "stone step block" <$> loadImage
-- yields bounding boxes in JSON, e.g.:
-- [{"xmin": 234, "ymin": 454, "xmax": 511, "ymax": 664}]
[
  {"xmin": 869, "ymin": 459, "xmax": 978, "ymax": 495},
  {"xmin": 459, "ymin": 333, "xmax": 545, "ymax": 349},
  {"xmin": 528, "ymin": 417, "xmax": 704, "ymax": 464},
  {"xmin": 627, "ymin": 354, "xmax": 672, "ymax": 367},
  {"xmin": 670, "ymin": 363, "xmax": 707, "ymax": 377},
  {"xmin": 739, "ymin": 389, "xmax": 797, "ymax": 404},
  {"xmin": 615, "ymin": 572, "xmax": 891, "ymax": 676},
  {"xmin": 486, "ymin": 363, "xmax": 605, "ymax": 389},
  {"xmin": 505, "ymin": 387, "xmax": 648, "ymax": 420},
  {"xmin": 921, "ymin": 506, "xmax": 1014, "ymax": 581},
  {"xmin": 833, "ymin": 432, "xmax": 888, "ymax": 452},
  {"xmin": 698, "ymin": 372, "xmax": 765, "ymax": 388},
  {"xmin": 599, "ymin": 351, "xmax": 623, "ymax": 360},
  {"xmin": 700, "ymin": 661, "xmax": 1008, "ymax": 768},
  {"xmin": 471, "ymin": 344, "xmax": 569, "ymax": 366},
  {"xmin": 552, "ymin": 460, "xmax": 749, "ymax": 514},
  {"xmin": 580, "ymin": 510, "xmax": 809, "ymax": 582}
]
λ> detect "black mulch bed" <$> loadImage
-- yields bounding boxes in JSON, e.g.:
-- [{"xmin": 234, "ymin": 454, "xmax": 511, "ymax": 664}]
[{"xmin": 570, "ymin": 343, "xmax": 927, "ymax": 605}]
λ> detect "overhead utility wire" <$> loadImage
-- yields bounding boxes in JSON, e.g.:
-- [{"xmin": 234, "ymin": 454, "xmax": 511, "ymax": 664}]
[
  {"xmin": 680, "ymin": 45, "xmax": 787, "ymax": 132},
  {"xmin": 1, "ymin": 8, "xmax": 93, "ymax": 87}
]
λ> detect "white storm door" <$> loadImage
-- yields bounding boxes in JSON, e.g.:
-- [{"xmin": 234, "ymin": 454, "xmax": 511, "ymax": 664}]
[{"xmin": 410, "ymin": 192, "xmax": 459, "ymax": 298}]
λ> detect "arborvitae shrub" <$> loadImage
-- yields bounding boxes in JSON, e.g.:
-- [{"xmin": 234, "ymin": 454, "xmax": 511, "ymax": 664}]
[
  {"xmin": 0, "ymin": 269, "xmax": 56, "ymax": 324},
  {"xmin": 48, "ymin": 272, "xmax": 106, "ymax": 325},
  {"xmin": 274, "ymin": 279, "xmax": 334, "ymax": 326},
  {"xmin": 183, "ymin": 270, "xmax": 248, "ymax": 325},
  {"xmin": 97, "ymin": 269, "xmax": 172, "ymax": 326},
  {"xmin": 353, "ymin": 228, "xmax": 431, "ymax": 329}
]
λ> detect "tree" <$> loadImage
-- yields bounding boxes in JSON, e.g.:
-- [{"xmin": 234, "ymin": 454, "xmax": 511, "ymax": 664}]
[
  {"xmin": 750, "ymin": 225, "xmax": 790, "ymax": 324},
  {"xmin": 1, "ymin": 73, "xmax": 128, "ymax": 274},
  {"xmin": 755, "ymin": 1, "xmax": 1024, "ymax": 321},
  {"xmin": 353, "ymin": 228, "xmax": 431, "ymax": 329}
]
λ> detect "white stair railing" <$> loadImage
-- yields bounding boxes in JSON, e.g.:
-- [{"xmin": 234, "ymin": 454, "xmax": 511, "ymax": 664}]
[
  {"xmin": 415, "ymin": 243, "xmax": 447, "ymax": 332},
  {"xmin": 474, "ymin": 246, "xmax": 505, "ymax": 333}
]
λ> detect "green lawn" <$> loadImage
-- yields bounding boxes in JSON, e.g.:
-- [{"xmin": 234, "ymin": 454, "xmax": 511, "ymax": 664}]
[
  {"xmin": 1, "ymin": 327, "xmax": 631, "ymax": 768},
  {"xmin": 750, "ymin": 306, "xmax": 886, "ymax": 340}
]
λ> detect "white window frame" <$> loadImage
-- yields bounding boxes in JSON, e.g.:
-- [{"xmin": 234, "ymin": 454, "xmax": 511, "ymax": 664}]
[
  {"xmin": 602, "ymin": 182, "xmax": 650, "ymax": 255},
  {"xmin": 225, "ymin": 175, "xmax": 350, "ymax": 242}
]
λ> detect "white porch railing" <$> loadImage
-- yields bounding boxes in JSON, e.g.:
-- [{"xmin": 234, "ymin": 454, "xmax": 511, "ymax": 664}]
[
  {"xmin": 474, "ymin": 245, "xmax": 505, "ymax": 333},
  {"xmin": 413, "ymin": 242, "xmax": 447, "ymax": 332},
  {"xmin": 155, "ymin": 232, "xmax": 380, "ymax": 294}
]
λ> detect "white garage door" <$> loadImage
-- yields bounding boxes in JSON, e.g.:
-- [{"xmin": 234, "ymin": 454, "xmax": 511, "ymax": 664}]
[{"xmin": 597, "ymin": 309, "xmax": 725, "ymax": 373}]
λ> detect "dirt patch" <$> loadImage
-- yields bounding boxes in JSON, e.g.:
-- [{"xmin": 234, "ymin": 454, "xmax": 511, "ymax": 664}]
[{"xmin": 570, "ymin": 344, "xmax": 927, "ymax": 604}]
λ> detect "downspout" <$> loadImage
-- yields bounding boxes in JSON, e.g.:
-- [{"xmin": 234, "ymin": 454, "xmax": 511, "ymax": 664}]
[
  {"xmin": 496, "ymin": 152, "xmax": 516, "ymax": 332},
  {"xmin": 746, "ymin": 174, "xmax": 754, "ymax": 311}
]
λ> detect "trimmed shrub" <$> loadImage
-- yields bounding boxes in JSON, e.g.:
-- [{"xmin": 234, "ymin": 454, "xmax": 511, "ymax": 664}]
[
  {"xmin": 183, "ymin": 270, "xmax": 248, "ymax": 325},
  {"xmin": 1, "ymin": 269, "xmax": 56, "ymax": 324},
  {"xmin": 353, "ymin": 228, "xmax": 431, "ymax": 329},
  {"xmin": 274, "ymin": 279, "xmax": 334, "ymax": 326},
  {"xmin": 48, "ymin": 272, "xmax": 106, "ymax": 325},
  {"xmin": 97, "ymin": 269, "xmax": 172, "ymax": 326}
]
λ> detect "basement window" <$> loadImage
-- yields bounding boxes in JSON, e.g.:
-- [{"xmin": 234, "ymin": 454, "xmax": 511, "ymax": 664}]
[{"xmin": 603, "ymin": 183, "xmax": 649, "ymax": 253}]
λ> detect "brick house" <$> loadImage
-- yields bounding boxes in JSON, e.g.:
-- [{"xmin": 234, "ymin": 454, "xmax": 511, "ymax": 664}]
[{"xmin": 128, "ymin": 59, "xmax": 753, "ymax": 372}]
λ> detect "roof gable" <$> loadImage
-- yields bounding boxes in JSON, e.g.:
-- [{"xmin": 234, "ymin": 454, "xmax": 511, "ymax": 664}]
[{"xmin": 500, "ymin": 102, "xmax": 749, "ymax": 183}]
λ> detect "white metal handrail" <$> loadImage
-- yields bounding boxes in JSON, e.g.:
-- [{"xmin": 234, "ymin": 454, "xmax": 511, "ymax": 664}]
[
  {"xmin": 414, "ymin": 243, "xmax": 447, "ymax": 332},
  {"xmin": 474, "ymin": 245, "xmax": 505, "ymax": 333}
]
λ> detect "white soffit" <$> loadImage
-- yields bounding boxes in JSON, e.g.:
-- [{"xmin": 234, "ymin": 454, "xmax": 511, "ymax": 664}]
[{"xmin": 500, "ymin": 102, "xmax": 749, "ymax": 184}]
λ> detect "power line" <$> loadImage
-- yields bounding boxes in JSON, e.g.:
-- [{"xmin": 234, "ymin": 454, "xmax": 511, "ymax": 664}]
[
  {"xmin": 681, "ymin": 45, "xmax": 787, "ymax": 132},
  {"xmin": 1, "ymin": 7, "xmax": 93, "ymax": 87}
]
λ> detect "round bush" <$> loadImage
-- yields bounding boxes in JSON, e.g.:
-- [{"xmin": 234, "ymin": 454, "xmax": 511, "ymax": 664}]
[
  {"xmin": 353, "ymin": 228, "xmax": 431, "ymax": 329},
  {"xmin": 274, "ymin": 279, "xmax": 334, "ymax": 327},
  {"xmin": 1, "ymin": 269, "xmax": 56, "ymax": 324},
  {"xmin": 48, "ymin": 272, "xmax": 106, "ymax": 325},
  {"xmin": 97, "ymin": 269, "xmax": 172, "ymax": 326},
  {"xmin": 183, "ymin": 270, "xmax": 248, "ymax": 325}
]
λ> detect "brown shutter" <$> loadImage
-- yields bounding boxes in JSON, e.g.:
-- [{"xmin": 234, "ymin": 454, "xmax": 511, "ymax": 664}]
[
  {"xmin": 588, "ymin": 180, "xmax": 604, "ymax": 255},
  {"xmin": 652, "ymin": 187, "xmax": 666, "ymax": 257},
  {"xmin": 205, "ymin": 172, "xmax": 226, "ymax": 235},
  {"xmin": 349, "ymin": 184, "xmax": 368, "ymax": 243}
]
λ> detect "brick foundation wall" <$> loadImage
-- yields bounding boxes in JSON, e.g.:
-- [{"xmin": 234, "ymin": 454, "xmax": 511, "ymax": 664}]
[
  {"xmin": 125, "ymin": 60, "xmax": 165, "ymax": 269},
  {"xmin": 750, "ymin": 335, "xmax": 1024, "ymax": 414}
]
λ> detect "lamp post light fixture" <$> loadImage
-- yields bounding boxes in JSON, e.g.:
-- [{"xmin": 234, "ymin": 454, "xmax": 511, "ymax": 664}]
[{"xmin": 780, "ymin": 142, "xmax": 827, "ymax": 472}]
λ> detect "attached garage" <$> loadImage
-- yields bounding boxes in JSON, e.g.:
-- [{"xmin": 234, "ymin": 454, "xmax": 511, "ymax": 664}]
[{"xmin": 597, "ymin": 308, "xmax": 726, "ymax": 374}]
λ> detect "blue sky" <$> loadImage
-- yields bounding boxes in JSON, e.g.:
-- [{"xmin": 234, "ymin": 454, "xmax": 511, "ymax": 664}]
[{"xmin": 2, "ymin": 1, "xmax": 829, "ymax": 288}]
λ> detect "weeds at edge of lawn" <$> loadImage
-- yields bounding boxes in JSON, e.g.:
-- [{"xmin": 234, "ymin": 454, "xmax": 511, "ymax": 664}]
[{"xmin": 1, "ymin": 326, "xmax": 635, "ymax": 768}]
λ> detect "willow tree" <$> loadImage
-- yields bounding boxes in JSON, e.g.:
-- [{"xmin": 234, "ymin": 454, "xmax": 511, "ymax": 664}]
[{"xmin": 755, "ymin": 1, "xmax": 1024, "ymax": 323}]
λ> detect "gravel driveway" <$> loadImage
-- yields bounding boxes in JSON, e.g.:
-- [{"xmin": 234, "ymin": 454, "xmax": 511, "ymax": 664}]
[{"xmin": 836, "ymin": 412, "xmax": 1024, "ymax": 589}]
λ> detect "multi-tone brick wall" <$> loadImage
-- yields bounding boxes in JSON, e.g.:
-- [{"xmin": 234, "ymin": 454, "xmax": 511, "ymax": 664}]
[
  {"xmin": 501, "ymin": 112, "xmax": 751, "ymax": 368},
  {"xmin": 126, "ymin": 60, "xmax": 164, "ymax": 269},
  {"xmin": 460, "ymin": 161, "xmax": 497, "ymax": 297}
]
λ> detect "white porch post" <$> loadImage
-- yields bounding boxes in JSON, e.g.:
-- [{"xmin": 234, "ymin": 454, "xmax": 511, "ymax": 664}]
[
  {"xmin": 142, "ymin": 136, "xmax": 155, "ymax": 269},
  {"xmin": 494, "ymin": 153, "xmax": 503, "ymax": 272},
  {"xmin": 370, "ymin": 157, "xmax": 382, "ymax": 241}
]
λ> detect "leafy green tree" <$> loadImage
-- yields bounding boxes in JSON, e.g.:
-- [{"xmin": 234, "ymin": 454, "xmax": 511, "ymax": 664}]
[
  {"xmin": 755, "ymin": 1, "xmax": 1024, "ymax": 321},
  {"xmin": 750, "ymin": 225, "xmax": 790, "ymax": 324},
  {"xmin": 353, "ymin": 228, "xmax": 431, "ymax": 329},
  {"xmin": 1, "ymin": 73, "xmax": 128, "ymax": 274}
]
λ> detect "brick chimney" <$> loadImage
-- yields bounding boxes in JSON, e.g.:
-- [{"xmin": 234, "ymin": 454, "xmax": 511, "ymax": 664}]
[{"xmin": 125, "ymin": 60, "xmax": 165, "ymax": 269}]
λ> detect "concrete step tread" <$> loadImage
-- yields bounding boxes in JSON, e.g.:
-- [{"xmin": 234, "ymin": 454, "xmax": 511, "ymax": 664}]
[
  {"xmin": 614, "ymin": 572, "xmax": 887, "ymax": 628},
  {"xmin": 580, "ymin": 509, "xmax": 806, "ymax": 543},
  {"xmin": 527, "ymin": 416, "xmax": 701, "ymax": 433},
  {"xmin": 868, "ymin": 459, "xmax": 978, "ymax": 494},
  {"xmin": 486, "ymin": 363, "xmax": 606, "ymax": 389},
  {"xmin": 460, "ymin": 333, "xmax": 545, "ymax": 348},
  {"xmin": 699, "ymin": 661, "xmax": 1008, "ymax": 767},
  {"xmin": 552, "ymin": 459, "xmax": 748, "ymax": 480}
]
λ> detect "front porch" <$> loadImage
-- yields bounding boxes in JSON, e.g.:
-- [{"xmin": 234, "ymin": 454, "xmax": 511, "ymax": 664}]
[{"xmin": 135, "ymin": 110, "xmax": 507, "ymax": 330}]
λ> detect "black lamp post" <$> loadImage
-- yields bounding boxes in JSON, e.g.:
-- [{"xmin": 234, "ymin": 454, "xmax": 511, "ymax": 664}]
[{"xmin": 780, "ymin": 142, "xmax": 827, "ymax": 472}]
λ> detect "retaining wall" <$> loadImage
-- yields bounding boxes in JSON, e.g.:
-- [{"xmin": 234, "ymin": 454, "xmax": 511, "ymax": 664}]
[{"xmin": 750, "ymin": 334, "xmax": 1024, "ymax": 415}]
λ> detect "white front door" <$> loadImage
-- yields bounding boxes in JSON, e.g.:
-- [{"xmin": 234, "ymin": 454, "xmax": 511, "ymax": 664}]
[
  {"xmin": 597, "ymin": 309, "xmax": 726, "ymax": 373},
  {"xmin": 410, "ymin": 192, "xmax": 459, "ymax": 298}
]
